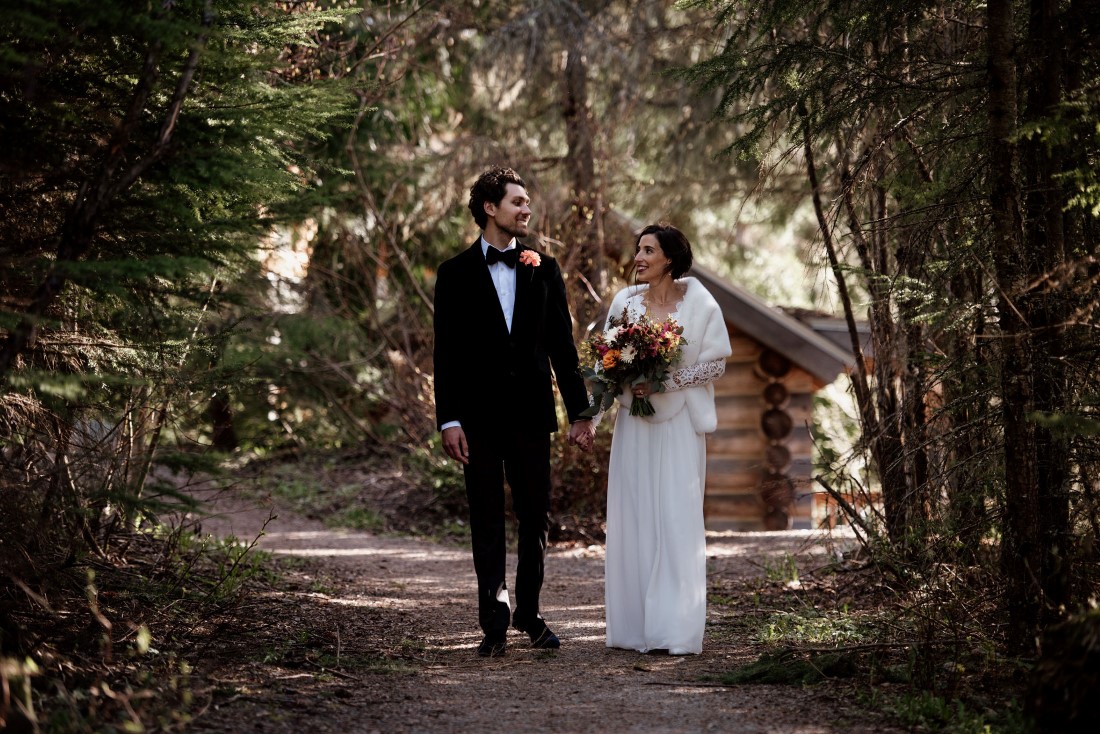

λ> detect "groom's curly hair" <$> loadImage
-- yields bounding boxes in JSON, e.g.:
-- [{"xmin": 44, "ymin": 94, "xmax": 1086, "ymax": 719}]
[{"xmin": 468, "ymin": 166, "xmax": 526, "ymax": 230}]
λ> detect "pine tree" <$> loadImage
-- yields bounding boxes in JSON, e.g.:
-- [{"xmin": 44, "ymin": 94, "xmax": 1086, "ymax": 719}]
[
  {"xmin": 682, "ymin": 0, "xmax": 1100, "ymax": 652},
  {"xmin": 0, "ymin": 0, "xmax": 354, "ymax": 572}
]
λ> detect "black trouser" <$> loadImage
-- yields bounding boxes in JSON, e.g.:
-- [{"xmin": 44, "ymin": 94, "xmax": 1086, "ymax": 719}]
[{"xmin": 462, "ymin": 429, "xmax": 552, "ymax": 635}]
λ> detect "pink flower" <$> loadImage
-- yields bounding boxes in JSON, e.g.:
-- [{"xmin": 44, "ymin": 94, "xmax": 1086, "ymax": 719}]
[{"xmin": 519, "ymin": 250, "xmax": 541, "ymax": 267}]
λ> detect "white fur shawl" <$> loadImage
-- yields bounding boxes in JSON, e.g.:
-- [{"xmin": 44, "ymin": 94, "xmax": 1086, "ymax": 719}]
[{"xmin": 604, "ymin": 276, "xmax": 732, "ymax": 433}]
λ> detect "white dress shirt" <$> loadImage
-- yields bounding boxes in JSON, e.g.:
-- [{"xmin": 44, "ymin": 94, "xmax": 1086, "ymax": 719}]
[{"xmin": 482, "ymin": 237, "xmax": 517, "ymax": 332}]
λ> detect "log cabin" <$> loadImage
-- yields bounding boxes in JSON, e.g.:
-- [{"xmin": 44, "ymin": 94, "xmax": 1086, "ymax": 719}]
[{"xmin": 692, "ymin": 266, "xmax": 868, "ymax": 531}]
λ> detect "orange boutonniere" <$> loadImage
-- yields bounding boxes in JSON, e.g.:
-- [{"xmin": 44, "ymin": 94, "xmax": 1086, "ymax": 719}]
[{"xmin": 518, "ymin": 250, "xmax": 541, "ymax": 267}]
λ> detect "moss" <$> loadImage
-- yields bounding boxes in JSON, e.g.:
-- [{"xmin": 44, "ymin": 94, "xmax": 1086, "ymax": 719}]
[{"xmin": 718, "ymin": 649, "xmax": 859, "ymax": 685}]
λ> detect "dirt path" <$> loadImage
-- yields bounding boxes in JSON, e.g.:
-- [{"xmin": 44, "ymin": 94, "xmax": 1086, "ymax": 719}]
[{"xmin": 187, "ymin": 492, "xmax": 898, "ymax": 734}]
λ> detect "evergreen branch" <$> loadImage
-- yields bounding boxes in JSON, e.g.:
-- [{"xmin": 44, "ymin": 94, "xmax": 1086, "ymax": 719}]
[
  {"xmin": 112, "ymin": 0, "xmax": 215, "ymax": 198},
  {"xmin": 349, "ymin": 0, "xmax": 440, "ymax": 76},
  {"xmin": 0, "ymin": 2, "xmax": 215, "ymax": 384}
]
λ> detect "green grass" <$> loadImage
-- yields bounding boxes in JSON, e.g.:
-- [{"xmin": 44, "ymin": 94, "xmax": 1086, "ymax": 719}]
[
  {"xmin": 756, "ymin": 609, "xmax": 872, "ymax": 645},
  {"xmin": 871, "ymin": 690, "xmax": 1032, "ymax": 734},
  {"xmin": 336, "ymin": 506, "xmax": 385, "ymax": 531},
  {"xmin": 758, "ymin": 552, "xmax": 801, "ymax": 584},
  {"xmin": 266, "ymin": 474, "xmax": 388, "ymax": 533},
  {"xmin": 398, "ymin": 637, "xmax": 426, "ymax": 654},
  {"xmin": 429, "ymin": 519, "xmax": 472, "ymax": 545}
]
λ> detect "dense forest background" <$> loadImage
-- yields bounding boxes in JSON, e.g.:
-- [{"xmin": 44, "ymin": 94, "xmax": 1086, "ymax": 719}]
[{"xmin": 2, "ymin": 0, "xmax": 1099, "ymax": 731}]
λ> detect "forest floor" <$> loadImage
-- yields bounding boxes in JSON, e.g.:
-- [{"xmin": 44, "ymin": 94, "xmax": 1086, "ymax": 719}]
[{"xmin": 181, "ymin": 485, "xmax": 907, "ymax": 734}]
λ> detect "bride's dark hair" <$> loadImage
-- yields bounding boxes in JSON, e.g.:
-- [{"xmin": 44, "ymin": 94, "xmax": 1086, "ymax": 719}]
[{"xmin": 634, "ymin": 223, "xmax": 693, "ymax": 279}]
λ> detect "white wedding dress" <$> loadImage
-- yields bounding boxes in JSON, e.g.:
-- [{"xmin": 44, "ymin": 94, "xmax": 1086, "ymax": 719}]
[{"xmin": 603, "ymin": 283, "xmax": 729, "ymax": 655}]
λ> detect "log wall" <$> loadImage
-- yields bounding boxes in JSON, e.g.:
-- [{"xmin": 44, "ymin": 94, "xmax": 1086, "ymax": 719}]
[{"xmin": 704, "ymin": 325, "xmax": 817, "ymax": 530}]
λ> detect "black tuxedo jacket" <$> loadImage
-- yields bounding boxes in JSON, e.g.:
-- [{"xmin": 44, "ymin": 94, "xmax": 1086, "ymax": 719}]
[{"xmin": 433, "ymin": 239, "xmax": 589, "ymax": 434}]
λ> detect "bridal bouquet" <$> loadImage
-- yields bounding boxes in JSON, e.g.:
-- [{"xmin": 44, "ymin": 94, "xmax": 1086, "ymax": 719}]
[{"xmin": 580, "ymin": 308, "xmax": 687, "ymax": 418}]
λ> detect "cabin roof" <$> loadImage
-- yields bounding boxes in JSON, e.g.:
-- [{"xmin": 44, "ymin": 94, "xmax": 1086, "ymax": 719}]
[{"xmin": 692, "ymin": 265, "xmax": 857, "ymax": 385}]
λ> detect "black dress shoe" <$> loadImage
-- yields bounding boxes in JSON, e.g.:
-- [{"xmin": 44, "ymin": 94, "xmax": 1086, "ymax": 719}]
[
  {"xmin": 513, "ymin": 619, "xmax": 560, "ymax": 649},
  {"xmin": 477, "ymin": 633, "xmax": 507, "ymax": 657}
]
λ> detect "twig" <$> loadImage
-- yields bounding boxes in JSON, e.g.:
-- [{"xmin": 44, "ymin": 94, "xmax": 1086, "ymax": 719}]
[
  {"xmin": 301, "ymin": 659, "xmax": 359, "ymax": 681},
  {"xmin": 777, "ymin": 641, "xmax": 921, "ymax": 654},
  {"xmin": 813, "ymin": 475, "xmax": 876, "ymax": 544},
  {"xmin": 7, "ymin": 575, "xmax": 57, "ymax": 617},
  {"xmin": 200, "ymin": 513, "xmax": 274, "ymax": 603}
]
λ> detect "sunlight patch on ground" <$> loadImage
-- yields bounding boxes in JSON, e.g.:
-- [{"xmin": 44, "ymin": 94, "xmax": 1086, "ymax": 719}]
[
  {"xmin": 543, "ymin": 603, "xmax": 603, "ymax": 614},
  {"xmin": 665, "ymin": 686, "xmax": 729, "ymax": 696},
  {"xmin": 705, "ymin": 542, "xmax": 811, "ymax": 558},
  {"xmin": 429, "ymin": 640, "xmax": 500, "ymax": 653},
  {"xmin": 553, "ymin": 544, "xmax": 606, "ymax": 559},
  {"xmin": 431, "ymin": 645, "xmax": 478, "ymax": 653},
  {"xmin": 555, "ymin": 622, "xmax": 605, "ymax": 635},
  {"xmin": 705, "ymin": 528, "xmax": 856, "ymax": 541},
  {"xmin": 705, "ymin": 528, "xmax": 853, "ymax": 538},
  {"xmin": 265, "ymin": 546, "xmax": 467, "ymax": 561},
  {"xmin": 705, "ymin": 544, "xmax": 756, "ymax": 558},
  {"xmin": 704, "ymin": 529, "xmax": 856, "ymax": 558},
  {"xmin": 267, "ymin": 547, "xmax": 395, "ymax": 557},
  {"xmin": 324, "ymin": 595, "xmax": 418, "ymax": 610},
  {"xmin": 261, "ymin": 530, "xmax": 359, "ymax": 540},
  {"xmin": 397, "ymin": 575, "xmax": 473, "ymax": 587},
  {"xmin": 557, "ymin": 634, "xmax": 605, "ymax": 643}
]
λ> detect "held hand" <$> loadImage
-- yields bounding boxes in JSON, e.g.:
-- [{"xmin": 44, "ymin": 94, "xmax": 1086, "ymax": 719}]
[
  {"xmin": 441, "ymin": 426, "xmax": 469, "ymax": 465},
  {"xmin": 569, "ymin": 419, "xmax": 596, "ymax": 452}
]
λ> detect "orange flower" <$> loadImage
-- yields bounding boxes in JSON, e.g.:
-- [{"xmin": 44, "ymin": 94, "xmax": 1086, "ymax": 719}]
[
  {"xmin": 602, "ymin": 349, "xmax": 620, "ymax": 370},
  {"xmin": 518, "ymin": 250, "xmax": 541, "ymax": 267}
]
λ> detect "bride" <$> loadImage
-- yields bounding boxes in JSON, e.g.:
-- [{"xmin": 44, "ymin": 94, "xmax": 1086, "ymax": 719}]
[{"xmin": 602, "ymin": 224, "xmax": 732, "ymax": 655}]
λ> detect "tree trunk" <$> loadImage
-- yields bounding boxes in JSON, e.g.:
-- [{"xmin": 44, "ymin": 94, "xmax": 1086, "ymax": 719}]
[
  {"xmin": 1021, "ymin": 0, "xmax": 1073, "ymax": 626},
  {"xmin": 209, "ymin": 391, "xmax": 239, "ymax": 452},
  {"xmin": 560, "ymin": 44, "xmax": 606, "ymax": 339},
  {"xmin": 945, "ymin": 269, "xmax": 990, "ymax": 563},
  {"xmin": 900, "ymin": 127, "xmax": 968, "ymax": 556},
  {"xmin": 987, "ymin": 0, "xmax": 1044, "ymax": 650},
  {"xmin": 839, "ymin": 140, "xmax": 912, "ymax": 549}
]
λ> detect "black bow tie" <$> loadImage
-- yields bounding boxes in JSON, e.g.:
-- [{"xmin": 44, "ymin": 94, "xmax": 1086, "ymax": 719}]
[{"xmin": 486, "ymin": 247, "xmax": 519, "ymax": 268}]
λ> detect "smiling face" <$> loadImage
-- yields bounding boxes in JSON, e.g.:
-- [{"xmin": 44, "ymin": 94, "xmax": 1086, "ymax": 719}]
[
  {"xmin": 484, "ymin": 183, "xmax": 532, "ymax": 240},
  {"xmin": 634, "ymin": 233, "xmax": 671, "ymax": 284}
]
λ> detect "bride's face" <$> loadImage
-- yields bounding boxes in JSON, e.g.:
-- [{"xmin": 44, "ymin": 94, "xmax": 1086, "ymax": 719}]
[{"xmin": 634, "ymin": 234, "xmax": 671, "ymax": 284}]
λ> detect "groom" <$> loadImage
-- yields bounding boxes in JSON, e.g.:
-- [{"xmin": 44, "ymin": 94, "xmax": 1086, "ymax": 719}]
[{"xmin": 433, "ymin": 166, "xmax": 595, "ymax": 657}]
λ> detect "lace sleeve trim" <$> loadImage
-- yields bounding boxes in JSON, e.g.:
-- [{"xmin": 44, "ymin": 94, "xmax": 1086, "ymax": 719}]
[
  {"xmin": 662, "ymin": 358, "xmax": 726, "ymax": 392},
  {"xmin": 586, "ymin": 393, "xmax": 606, "ymax": 429}
]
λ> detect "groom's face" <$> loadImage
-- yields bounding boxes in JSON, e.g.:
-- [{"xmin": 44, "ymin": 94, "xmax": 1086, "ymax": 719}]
[{"xmin": 486, "ymin": 183, "xmax": 532, "ymax": 238}]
